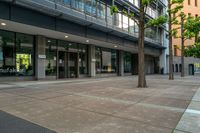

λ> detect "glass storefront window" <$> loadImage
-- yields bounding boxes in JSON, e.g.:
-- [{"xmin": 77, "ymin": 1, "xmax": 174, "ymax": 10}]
[
  {"xmin": 46, "ymin": 39, "xmax": 57, "ymax": 76},
  {"xmin": 16, "ymin": 33, "xmax": 34, "ymax": 76},
  {"xmin": 58, "ymin": 40, "xmax": 69, "ymax": 51},
  {"xmin": 68, "ymin": 43, "xmax": 78, "ymax": 52},
  {"xmin": 0, "ymin": 30, "xmax": 15, "ymax": 76},
  {"xmin": 79, "ymin": 44, "xmax": 88, "ymax": 75},
  {"xmin": 102, "ymin": 49, "xmax": 112, "ymax": 73},
  {"xmin": 124, "ymin": 52, "xmax": 132, "ymax": 73},
  {"xmin": 95, "ymin": 47, "xmax": 117, "ymax": 74},
  {"xmin": 111, "ymin": 49, "xmax": 117, "ymax": 73},
  {"xmin": 95, "ymin": 47, "xmax": 101, "ymax": 74}
]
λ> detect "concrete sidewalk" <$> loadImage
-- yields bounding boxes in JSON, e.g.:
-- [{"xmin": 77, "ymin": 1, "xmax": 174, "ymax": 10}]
[
  {"xmin": 0, "ymin": 75, "xmax": 199, "ymax": 133},
  {"xmin": 174, "ymin": 87, "xmax": 200, "ymax": 133}
]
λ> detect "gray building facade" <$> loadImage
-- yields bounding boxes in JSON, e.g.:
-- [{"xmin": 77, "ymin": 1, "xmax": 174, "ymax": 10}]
[
  {"xmin": 173, "ymin": 57, "xmax": 200, "ymax": 75},
  {"xmin": 0, "ymin": 0, "xmax": 168, "ymax": 81}
]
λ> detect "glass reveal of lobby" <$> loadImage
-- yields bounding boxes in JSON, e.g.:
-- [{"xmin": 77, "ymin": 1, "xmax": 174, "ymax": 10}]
[{"xmin": 0, "ymin": 29, "xmax": 158, "ymax": 80}]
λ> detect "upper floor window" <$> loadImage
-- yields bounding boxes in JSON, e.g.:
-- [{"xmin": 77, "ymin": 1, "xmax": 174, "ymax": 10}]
[
  {"xmin": 174, "ymin": 45, "xmax": 178, "ymax": 56},
  {"xmin": 85, "ymin": 0, "xmax": 96, "ymax": 16},
  {"xmin": 63, "ymin": 0, "xmax": 70, "ymax": 5},
  {"xmin": 128, "ymin": 0, "xmax": 139, "ymax": 7},
  {"xmin": 188, "ymin": 0, "xmax": 191, "ymax": 5},
  {"xmin": 195, "ymin": 0, "xmax": 198, "ymax": 6}
]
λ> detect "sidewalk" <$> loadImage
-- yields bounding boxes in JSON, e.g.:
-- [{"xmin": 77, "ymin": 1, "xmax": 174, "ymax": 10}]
[
  {"xmin": 174, "ymin": 87, "xmax": 200, "ymax": 133},
  {"xmin": 0, "ymin": 75, "xmax": 199, "ymax": 133}
]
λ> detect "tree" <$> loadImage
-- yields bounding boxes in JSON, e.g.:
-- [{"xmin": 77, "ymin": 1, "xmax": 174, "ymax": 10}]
[
  {"xmin": 111, "ymin": 0, "xmax": 167, "ymax": 87},
  {"xmin": 167, "ymin": 0, "xmax": 184, "ymax": 80},
  {"xmin": 183, "ymin": 16, "xmax": 200, "ymax": 59},
  {"xmin": 184, "ymin": 43, "xmax": 200, "ymax": 58},
  {"xmin": 184, "ymin": 16, "xmax": 200, "ymax": 43},
  {"xmin": 172, "ymin": 12, "xmax": 194, "ymax": 77}
]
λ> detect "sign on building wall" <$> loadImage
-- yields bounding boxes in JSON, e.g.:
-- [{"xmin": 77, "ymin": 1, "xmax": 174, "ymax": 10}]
[{"xmin": 194, "ymin": 63, "xmax": 200, "ymax": 74}]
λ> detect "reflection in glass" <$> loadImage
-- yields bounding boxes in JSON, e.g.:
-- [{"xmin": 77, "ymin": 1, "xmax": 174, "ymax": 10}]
[
  {"xmin": 95, "ymin": 47, "xmax": 101, "ymax": 74},
  {"xmin": 107, "ymin": 6, "xmax": 113, "ymax": 26},
  {"xmin": 114, "ymin": 13, "xmax": 122, "ymax": 29},
  {"xmin": 97, "ymin": 1, "xmax": 105, "ymax": 19},
  {"xmin": 63, "ymin": 0, "xmax": 70, "ymax": 5},
  {"xmin": 71, "ymin": 0, "xmax": 84, "ymax": 11},
  {"xmin": 95, "ymin": 47, "xmax": 117, "ymax": 73},
  {"xmin": 85, "ymin": 0, "xmax": 96, "ymax": 16},
  {"xmin": 0, "ymin": 30, "xmax": 15, "ymax": 76},
  {"xmin": 129, "ymin": 18, "xmax": 135, "ymax": 34},
  {"xmin": 123, "ymin": 15, "xmax": 129, "ymax": 32},
  {"xmin": 145, "ymin": 27, "xmax": 156, "ymax": 40},
  {"xmin": 16, "ymin": 33, "xmax": 34, "ymax": 76},
  {"xmin": 46, "ymin": 39, "xmax": 57, "ymax": 76},
  {"xmin": 124, "ymin": 52, "xmax": 132, "ymax": 73},
  {"xmin": 79, "ymin": 44, "xmax": 88, "ymax": 75}
]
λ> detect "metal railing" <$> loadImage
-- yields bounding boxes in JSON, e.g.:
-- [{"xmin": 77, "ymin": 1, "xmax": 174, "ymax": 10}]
[{"xmin": 47, "ymin": 0, "xmax": 163, "ymax": 44}]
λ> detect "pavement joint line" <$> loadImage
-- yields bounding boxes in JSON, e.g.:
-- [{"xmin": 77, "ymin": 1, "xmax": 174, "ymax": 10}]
[
  {"xmin": 72, "ymin": 105, "xmax": 174, "ymax": 132},
  {"xmin": 173, "ymin": 129, "xmax": 193, "ymax": 133},
  {"xmin": 185, "ymin": 109, "xmax": 200, "ymax": 115},
  {"xmin": 0, "ymin": 78, "xmax": 123, "ymax": 89},
  {"xmin": 73, "ymin": 92, "xmax": 186, "ymax": 112}
]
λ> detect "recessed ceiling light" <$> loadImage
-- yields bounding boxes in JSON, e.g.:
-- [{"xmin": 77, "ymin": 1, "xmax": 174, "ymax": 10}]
[
  {"xmin": 114, "ymin": 45, "xmax": 118, "ymax": 48},
  {"xmin": 65, "ymin": 35, "xmax": 68, "ymax": 38},
  {"xmin": 86, "ymin": 40, "xmax": 89, "ymax": 43},
  {"xmin": 1, "ymin": 23, "xmax": 6, "ymax": 26}
]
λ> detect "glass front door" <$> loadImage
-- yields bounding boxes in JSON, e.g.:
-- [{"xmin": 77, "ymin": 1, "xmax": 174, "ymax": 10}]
[
  {"xmin": 58, "ymin": 51, "xmax": 78, "ymax": 79},
  {"xmin": 68, "ymin": 52, "xmax": 78, "ymax": 78},
  {"xmin": 58, "ymin": 51, "xmax": 66, "ymax": 79}
]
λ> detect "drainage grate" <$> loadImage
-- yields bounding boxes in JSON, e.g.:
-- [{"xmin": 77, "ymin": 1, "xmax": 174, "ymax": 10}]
[{"xmin": 0, "ymin": 111, "xmax": 56, "ymax": 133}]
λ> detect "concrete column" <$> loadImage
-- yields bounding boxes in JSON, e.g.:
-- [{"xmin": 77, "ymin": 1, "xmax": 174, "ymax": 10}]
[
  {"xmin": 35, "ymin": 36, "xmax": 46, "ymax": 80},
  {"xmin": 77, "ymin": 52, "xmax": 80, "ymax": 78},
  {"xmin": 159, "ymin": 49, "xmax": 167, "ymax": 74},
  {"xmin": 88, "ymin": 45, "xmax": 96, "ymax": 77},
  {"xmin": 119, "ymin": 51, "xmax": 124, "ymax": 76}
]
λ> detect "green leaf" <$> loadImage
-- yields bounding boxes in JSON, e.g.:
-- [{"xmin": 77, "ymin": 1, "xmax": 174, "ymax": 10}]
[
  {"xmin": 146, "ymin": 15, "xmax": 168, "ymax": 27},
  {"xmin": 110, "ymin": 6, "xmax": 119, "ymax": 15}
]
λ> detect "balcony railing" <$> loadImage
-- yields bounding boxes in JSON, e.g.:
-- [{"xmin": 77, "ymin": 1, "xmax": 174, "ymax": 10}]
[{"xmin": 45, "ymin": 0, "xmax": 163, "ymax": 44}]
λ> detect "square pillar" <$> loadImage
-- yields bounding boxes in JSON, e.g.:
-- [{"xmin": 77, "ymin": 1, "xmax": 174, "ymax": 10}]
[
  {"xmin": 35, "ymin": 36, "xmax": 46, "ymax": 80},
  {"xmin": 159, "ymin": 49, "xmax": 167, "ymax": 74},
  {"xmin": 88, "ymin": 45, "xmax": 96, "ymax": 77},
  {"xmin": 119, "ymin": 51, "xmax": 124, "ymax": 76},
  {"xmin": 77, "ymin": 52, "xmax": 80, "ymax": 78}
]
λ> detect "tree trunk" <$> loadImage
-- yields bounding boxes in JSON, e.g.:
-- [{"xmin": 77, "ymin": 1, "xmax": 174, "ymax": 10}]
[
  {"xmin": 138, "ymin": 2, "xmax": 147, "ymax": 88},
  {"xmin": 181, "ymin": 17, "xmax": 185, "ymax": 77},
  {"xmin": 195, "ymin": 32, "xmax": 199, "ymax": 43},
  {"xmin": 195, "ymin": 34, "xmax": 198, "ymax": 43},
  {"xmin": 168, "ymin": 1, "xmax": 174, "ymax": 80}
]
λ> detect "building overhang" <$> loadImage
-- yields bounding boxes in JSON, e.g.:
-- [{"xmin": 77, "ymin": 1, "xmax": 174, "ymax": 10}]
[
  {"xmin": 0, "ymin": 19, "xmax": 162, "ymax": 56},
  {"xmin": 0, "ymin": 0, "xmax": 164, "ymax": 50}
]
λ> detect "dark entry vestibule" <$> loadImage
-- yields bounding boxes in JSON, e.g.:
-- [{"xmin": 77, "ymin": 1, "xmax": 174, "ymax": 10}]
[{"xmin": 58, "ymin": 51, "xmax": 78, "ymax": 79}]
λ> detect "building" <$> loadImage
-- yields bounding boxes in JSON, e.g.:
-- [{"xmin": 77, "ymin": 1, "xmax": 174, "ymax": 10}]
[
  {"xmin": 0, "ymin": 0, "xmax": 168, "ymax": 81},
  {"xmin": 173, "ymin": 0, "xmax": 200, "ymax": 75}
]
